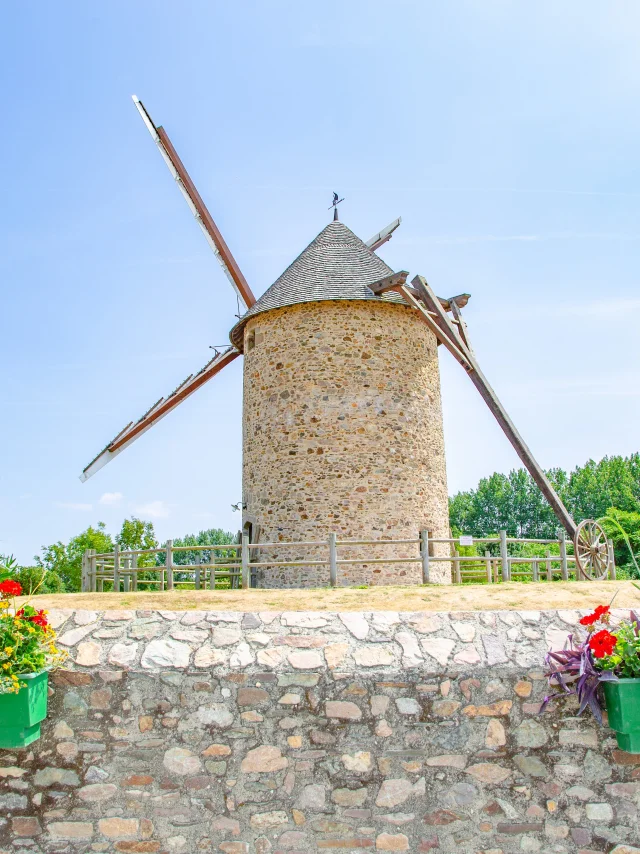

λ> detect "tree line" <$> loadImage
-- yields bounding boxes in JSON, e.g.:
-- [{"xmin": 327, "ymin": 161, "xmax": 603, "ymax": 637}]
[
  {"xmin": 449, "ymin": 453, "xmax": 640, "ymax": 574},
  {"xmin": 0, "ymin": 520, "xmax": 235, "ymax": 594},
  {"xmin": 2, "ymin": 453, "xmax": 639, "ymax": 592}
]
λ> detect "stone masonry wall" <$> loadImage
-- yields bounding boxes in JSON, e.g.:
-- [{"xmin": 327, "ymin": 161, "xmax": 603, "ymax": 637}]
[
  {"xmin": 1, "ymin": 608, "xmax": 639, "ymax": 854},
  {"xmin": 242, "ymin": 300, "xmax": 451, "ymax": 587}
]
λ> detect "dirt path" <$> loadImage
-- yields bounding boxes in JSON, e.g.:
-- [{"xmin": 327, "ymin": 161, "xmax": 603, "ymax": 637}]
[{"xmin": 23, "ymin": 580, "xmax": 639, "ymax": 612}]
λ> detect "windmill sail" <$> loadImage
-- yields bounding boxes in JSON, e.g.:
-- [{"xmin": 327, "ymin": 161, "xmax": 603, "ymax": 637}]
[
  {"xmin": 365, "ymin": 217, "xmax": 401, "ymax": 251},
  {"xmin": 80, "ymin": 347, "xmax": 240, "ymax": 482},
  {"xmin": 132, "ymin": 96, "xmax": 256, "ymax": 310}
]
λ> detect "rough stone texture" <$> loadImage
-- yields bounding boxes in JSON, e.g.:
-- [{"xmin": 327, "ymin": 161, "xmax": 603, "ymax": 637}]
[
  {"xmin": 241, "ymin": 299, "xmax": 451, "ymax": 587},
  {"xmin": 0, "ymin": 607, "xmax": 637, "ymax": 853}
]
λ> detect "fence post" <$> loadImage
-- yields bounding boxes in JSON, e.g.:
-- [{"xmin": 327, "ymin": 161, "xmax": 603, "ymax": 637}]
[
  {"xmin": 241, "ymin": 535, "xmax": 250, "ymax": 589},
  {"xmin": 81, "ymin": 550, "xmax": 89, "ymax": 592},
  {"xmin": 499, "ymin": 530, "xmax": 509, "ymax": 581},
  {"xmin": 329, "ymin": 533, "xmax": 338, "ymax": 587},
  {"xmin": 209, "ymin": 548, "xmax": 217, "ymax": 590},
  {"xmin": 420, "ymin": 530, "xmax": 430, "ymax": 584},
  {"xmin": 89, "ymin": 549, "xmax": 96, "ymax": 592},
  {"xmin": 532, "ymin": 558, "xmax": 539, "ymax": 582},
  {"xmin": 165, "ymin": 540, "xmax": 173, "ymax": 591},
  {"xmin": 484, "ymin": 550, "xmax": 492, "ymax": 583},
  {"xmin": 131, "ymin": 554, "xmax": 138, "ymax": 591},
  {"xmin": 608, "ymin": 539, "xmax": 616, "ymax": 580},
  {"xmin": 123, "ymin": 554, "xmax": 130, "ymax": 592},
  {"xmin": 195, "ymin": 551, "xmax": 201, "ymax": 591},
  {"xmin": 546, "ymin": 551, "xmax": 552, "ymax": 582},
  {"xmin": 454, "ymin": 549, "xmax": 461, "ymax": 584},
  {"xmin": 558, "ymin": 530, "xmax": 569, "ymax": 581},
  {"xmin": 113, "ymin": 543, "xmax": 120, "ymax": 592}
]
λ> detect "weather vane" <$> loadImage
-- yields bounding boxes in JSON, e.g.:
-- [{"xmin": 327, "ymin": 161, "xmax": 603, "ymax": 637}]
[{"xmin": 328, "ymin": 191, "xmax": 344, "ymax": 221}]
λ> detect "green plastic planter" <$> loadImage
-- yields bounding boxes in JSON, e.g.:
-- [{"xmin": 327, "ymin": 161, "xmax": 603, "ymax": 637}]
[
  {"xmin": 0, "ymin": 671, "xmax": 48, "ymax": 749},
  {"xmin": 603, "ymin": 678, "xmax": 640, "ymax": 753}
]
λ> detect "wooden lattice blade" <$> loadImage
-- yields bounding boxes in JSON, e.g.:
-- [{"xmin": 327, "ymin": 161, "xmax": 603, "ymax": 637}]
[
  {"xmin": 386, "ymin": 274, "xmax": 578, "ymax": 539},
  {"xmin": 80, "ymin": 348, "xmax": 240, "ymax": 482},
  {"xmin": 132, "ymin": 96, "xmax": 256, "ymax": 310}
]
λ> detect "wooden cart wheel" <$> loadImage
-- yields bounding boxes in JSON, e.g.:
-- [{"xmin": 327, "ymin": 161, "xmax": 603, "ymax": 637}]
[{"xmin": 574, "ymin": 519, "xmax": 609, "ymax": 580}]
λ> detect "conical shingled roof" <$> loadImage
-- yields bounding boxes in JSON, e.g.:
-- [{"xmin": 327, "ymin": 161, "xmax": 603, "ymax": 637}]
[{"xmin": 230, "ymin": 220, "xmax": 400, "ymax": 349}]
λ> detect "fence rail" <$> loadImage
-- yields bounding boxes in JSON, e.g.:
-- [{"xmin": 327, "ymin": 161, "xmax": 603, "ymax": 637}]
[{"xmin": 82, "ymin": 529, "xmax": 616, "ymax": 592}]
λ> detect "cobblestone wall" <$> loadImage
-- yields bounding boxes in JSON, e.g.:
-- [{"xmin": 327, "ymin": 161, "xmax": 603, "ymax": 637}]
[
  {"xmin": 242, "ymin": 300, "xmax": 451, "ymax": 587},
  {"xmin": 1, "ymin": 609, "xmax": 639, "ymax": 854}
]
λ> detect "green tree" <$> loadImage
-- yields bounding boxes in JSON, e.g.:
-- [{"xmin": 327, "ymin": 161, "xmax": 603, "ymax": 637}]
[
  {"xmin": 35, "ymin": 523, "xmax": 113, "ymax": 591},
  {"xmin": 449, "ymin": 453, "xmax": 640, "ymax": 540},
  {"xmin": 1, "ymin": 553, "xmax": 64, "ymax": 595},
  {"xmin": 117, "ymin": 517, "xmax": 158, "ymax": 567},
  {"xmin": 167, "ymin": 528, "xmax": 235, "ymax": 565},
  {"xmin": 162, "ymin": 528, "xmax": 236, "ymax": 588}
]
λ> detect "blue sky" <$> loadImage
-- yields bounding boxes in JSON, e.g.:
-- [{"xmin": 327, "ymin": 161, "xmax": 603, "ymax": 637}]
[{"xmin": 2, "ymin": 1, "xmax": 639, "ymax": 563}]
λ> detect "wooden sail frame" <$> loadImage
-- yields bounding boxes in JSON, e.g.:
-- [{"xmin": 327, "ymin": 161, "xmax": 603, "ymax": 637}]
[
  {"xmin": 80, "ymin": 347, "xmax": 240, "ymax": 482},
  {"xmin": 132, "ymin": 96, "xmax": 256, "ymax": 310},
  {"xmin": 369, "ymin": 272, "xmax": 578, "ymax": 539}
]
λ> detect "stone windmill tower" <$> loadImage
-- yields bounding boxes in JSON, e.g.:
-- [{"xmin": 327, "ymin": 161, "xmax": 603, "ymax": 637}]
[
  {"xmin": 84, "ymin": 97, "xmax": 610, "ymax": 586},
  {"xmin": 229, "ymin": 218, "xmax": 450, "ymax": 586}
]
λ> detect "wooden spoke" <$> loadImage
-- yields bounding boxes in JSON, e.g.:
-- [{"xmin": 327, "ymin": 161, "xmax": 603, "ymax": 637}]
[{"xmin": 574, "ymin": 519, "xmax": 610, "ymax": 580}]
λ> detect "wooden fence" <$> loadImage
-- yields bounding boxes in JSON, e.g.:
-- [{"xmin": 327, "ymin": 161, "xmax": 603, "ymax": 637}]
[{"xmin": 81, "ymin": 529, "xmax": 616, "ymax": 592}]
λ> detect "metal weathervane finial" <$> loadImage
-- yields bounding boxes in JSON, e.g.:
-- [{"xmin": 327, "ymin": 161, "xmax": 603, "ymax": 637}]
[{"xmin": 329, "ymin": 191, "xmax": 344, "ymax": 221}]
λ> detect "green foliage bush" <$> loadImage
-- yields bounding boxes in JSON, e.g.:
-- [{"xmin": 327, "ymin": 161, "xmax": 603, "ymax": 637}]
[{"xmin": 450, "ymin": 453, "xmax": 640, "ymax": 540}]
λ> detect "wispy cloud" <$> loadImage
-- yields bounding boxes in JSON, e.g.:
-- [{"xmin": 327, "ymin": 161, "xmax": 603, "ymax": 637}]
[
  {"xmin": 55, "ymin": 502, "xmax": 93, "ymax": 511},
  {"xmin": 99, "ymin": 492, "xmax": 123, "ymax": 506},
  {"xmin": 134, "ymin": 500, "xmax": 170, "ymax": 519}
]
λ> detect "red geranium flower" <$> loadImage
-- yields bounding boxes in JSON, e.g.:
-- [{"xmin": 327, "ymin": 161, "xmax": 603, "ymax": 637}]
[
  {"xmin": 580, "ymin": 604, "xmax": 610, "ymax": 626},
  {"xmin": 0, "ymin": 579, "xmax": 22, "ymax": 597},
  {"xmin": 29, "ymin": 610, "xmax": 48, "ymax": 628},
  {"xmin": 589, "ymin": 629, "xmax": 617, "ymax": 658},
  {"xmin": 15, "ymin": 607, "xmax": 48, "ymax": 628}
]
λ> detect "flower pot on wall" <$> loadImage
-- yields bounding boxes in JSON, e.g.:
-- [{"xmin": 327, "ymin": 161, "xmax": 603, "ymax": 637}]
[
  {"xmin": 603, "ymin": 678, "xmax": 640, "ymax": 753},
  {"xmin": 0, "ymin": 671, "xmax": 48, "ymax": 749}
]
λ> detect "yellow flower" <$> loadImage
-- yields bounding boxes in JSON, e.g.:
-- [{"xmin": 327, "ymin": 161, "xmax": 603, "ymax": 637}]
[
  {"xmin": 2, "ymin": 663, "xmax": 10, "ymax": 670},
  {"xmin": 0, "ymin": 601, "xmax": 8, "ymax": 609},
  {"xmin": 4, "ymin": 647, "xmax": 13, "ymax": 656},
  {"xmin": 27, "ymin": 627, "xmax": 35, "ymax": 634}
]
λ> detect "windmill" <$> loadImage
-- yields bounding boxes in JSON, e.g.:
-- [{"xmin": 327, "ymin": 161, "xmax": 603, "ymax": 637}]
[{"xmin": 81, "ymin": 97, "xmax": 609, "ymax": 586}]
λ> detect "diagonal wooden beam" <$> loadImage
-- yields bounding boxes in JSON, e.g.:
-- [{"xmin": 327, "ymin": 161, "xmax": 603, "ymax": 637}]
[
  {"xmin": 80, "ymin": 347, "xmax": 240, "ymax": 482},
  {"xmin": 463, "ymin": 358, "xmax": 577, "ymax": 537},
  {"xmin": 412, "ymin": 276, "xmax": 468, "ymax": 353},
  {"xmin": 132, "ymin": 96, "xmax": 256, "ymax": 310},
  {"xmin": 392, "ymin": 278, "xmax": 577, "ymax": 537},
  {"xmin": 394, "ymin": 284, "xmax": 473, "ymax": 369},
  {"xmin": 449, "ymin": 297, "xmax": 474, "ymax": 356}
]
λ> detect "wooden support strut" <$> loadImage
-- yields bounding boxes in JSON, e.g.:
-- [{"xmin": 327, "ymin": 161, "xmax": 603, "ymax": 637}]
[
  {"xmin": 132, "ymin": 98, "xmax": 256, "ymax": 310},
  {"xmin": 383, "ymin": 275, "xmax": 578, "ymax": 539},
  {"xmin": 156, "ymin": 127, "xmax": 257, "ymax": 310}
]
